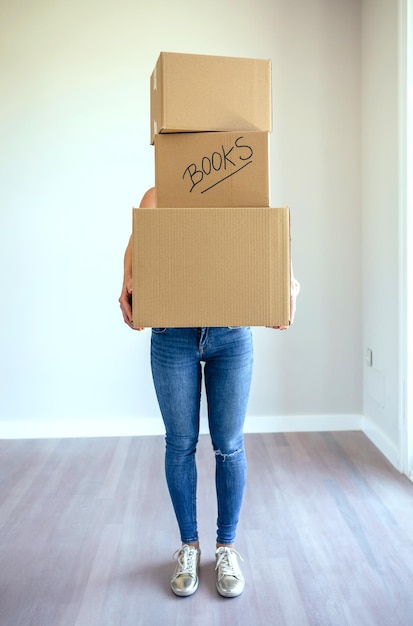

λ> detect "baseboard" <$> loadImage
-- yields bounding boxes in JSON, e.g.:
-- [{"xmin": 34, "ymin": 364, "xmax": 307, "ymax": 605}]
[
  {"xmin": 361, "ymin": 415, "xmax": 401, "ymax": 471},
  {"xmin": 0, "ymin": 414, "xmax": 363, "ymax": 440},
  {"xmin": 0, "ymin": 417, "xmax": 165, "ymax": 440},
  {"xmin": 242, "ymin": 414, "xmax": 363, "ymax": 434},
  {"xmin": 1, "ymin": 413, "xmax": 402, "ymax": 472}
]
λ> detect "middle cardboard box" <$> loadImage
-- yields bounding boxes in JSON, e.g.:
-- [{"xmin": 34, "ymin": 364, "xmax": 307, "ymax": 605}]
[{"xmin": 155, "ymin": 130, "xmax": 269, "ymax": 208}]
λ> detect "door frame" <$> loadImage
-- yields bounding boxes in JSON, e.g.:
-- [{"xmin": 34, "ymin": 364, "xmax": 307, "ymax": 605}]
[{"xmin": 399, "ymin": 0, "xmax": 413, "ymax": 478}]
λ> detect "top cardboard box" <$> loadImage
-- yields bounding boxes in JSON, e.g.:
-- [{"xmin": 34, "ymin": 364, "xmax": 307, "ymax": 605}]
[{"xmin": 150, "ymin": 52, "xmax": 272, "ymax": 144}]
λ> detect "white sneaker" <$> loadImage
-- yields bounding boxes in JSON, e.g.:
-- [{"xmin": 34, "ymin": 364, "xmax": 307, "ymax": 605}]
[
  {"xmin": 170, "ymin": 545, "xmax": 200, "ymax": 596},
  {"xmin": 215, "ymin": 547, "xmax": 245, "ymax": 597}
]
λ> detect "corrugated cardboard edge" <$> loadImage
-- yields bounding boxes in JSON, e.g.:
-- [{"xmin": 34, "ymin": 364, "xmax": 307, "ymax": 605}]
[{"xmin": 150, "ymin": 53, "xmax": 163, "ymax": 144}]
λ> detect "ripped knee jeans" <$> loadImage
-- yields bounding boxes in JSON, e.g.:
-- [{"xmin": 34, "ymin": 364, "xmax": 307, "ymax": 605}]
[{"xmin": 150, "ymin": 327, "xmax": 253, "ymax": 545}]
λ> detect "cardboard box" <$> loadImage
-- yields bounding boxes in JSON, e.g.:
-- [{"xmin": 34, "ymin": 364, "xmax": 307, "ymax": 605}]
[
  {"xmin": 132, "ymin": 207, "xmax": 290, "ymax": 328},
  {"xmin": 155, "ymin": 131, "xmax": 269, "ymax": 208},
  {"xmin": 150, "ymin": 52, "xmax": 272, "ymax": 144}
]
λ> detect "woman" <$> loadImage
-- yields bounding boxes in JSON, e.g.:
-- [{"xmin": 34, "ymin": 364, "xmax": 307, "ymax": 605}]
[{"xmin": 119, "ymin": 187, "xmax": 299, "ymax": 597}]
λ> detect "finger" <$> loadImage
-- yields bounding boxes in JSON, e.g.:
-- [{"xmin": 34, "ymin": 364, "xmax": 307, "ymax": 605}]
[
  {"xmin": 266, "ymin": 326, "xmax": 288, "ymax": 330},
  {"xmin": 119, "ymin": 302, "xmax": 133, "ymax": 326}
]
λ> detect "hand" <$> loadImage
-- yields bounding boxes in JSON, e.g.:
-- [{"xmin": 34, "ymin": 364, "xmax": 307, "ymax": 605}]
[
  {"xmin": 119, "ymin": 279, "xmax": 144, "ymax": 331},
  {"xmin": 119, "ymin": 189, "xmax": 155, "ymax": 332}
]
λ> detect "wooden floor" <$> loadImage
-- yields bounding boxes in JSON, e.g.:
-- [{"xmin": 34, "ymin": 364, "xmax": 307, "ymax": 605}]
[{"xmin": 1, "ymin": 431, "xmax": 413, "ymax": 626}]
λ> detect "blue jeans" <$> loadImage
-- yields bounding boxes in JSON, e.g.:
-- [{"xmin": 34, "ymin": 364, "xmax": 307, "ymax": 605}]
[{"xmin": 150, "ymin": 327, "xmax": 253, "ymax": 545}]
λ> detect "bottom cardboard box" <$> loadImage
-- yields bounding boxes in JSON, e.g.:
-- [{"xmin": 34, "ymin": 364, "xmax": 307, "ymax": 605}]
[{"xmin": 132, "ymin": 207, "xmax": 290, "ymax": 328}]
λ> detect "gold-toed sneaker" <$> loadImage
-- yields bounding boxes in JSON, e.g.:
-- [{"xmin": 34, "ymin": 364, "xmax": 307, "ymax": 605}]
[
  {"xmin": 170, "ymin": 544, "xmax": 200, "ymax": 597},
  {"xmin": 215, "ymin": 546, "xmax": 245, "ymax": 598}
]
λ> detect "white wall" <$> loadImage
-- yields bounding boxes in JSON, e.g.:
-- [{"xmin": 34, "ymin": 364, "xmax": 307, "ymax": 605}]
[
  {"xmin": 361, "ymin": 0, "xmax": 402, "ymax": 464},
  {"xmin": 0, "ymin": 0, "xmax": 363, "ymax": 438}
]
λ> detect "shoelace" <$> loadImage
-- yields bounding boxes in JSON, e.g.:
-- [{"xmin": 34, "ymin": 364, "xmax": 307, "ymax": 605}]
[
  {"xmin": 215, "ymin": 547, "xmax": 244, "ymax": 578},
  {"xmin": 172, "ymin": 545, "xmax": 198, "ymax": 579}
]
